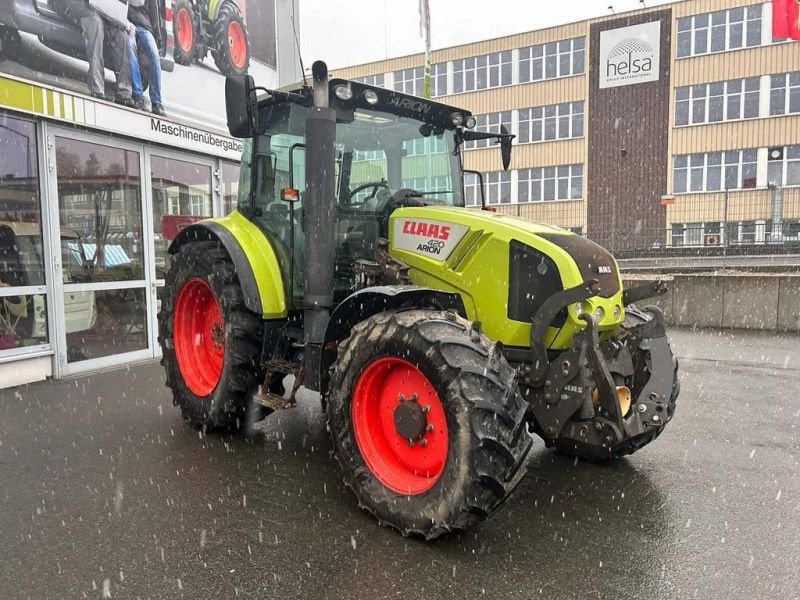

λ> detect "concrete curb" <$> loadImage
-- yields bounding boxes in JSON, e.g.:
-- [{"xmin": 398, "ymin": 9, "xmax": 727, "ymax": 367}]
[{"xmin": 622, "ymin": 274, "xmax": 800, "ymax": 332}]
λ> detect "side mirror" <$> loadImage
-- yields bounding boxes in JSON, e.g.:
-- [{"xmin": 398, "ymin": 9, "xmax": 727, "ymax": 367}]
[
  {"xmin": 500, "ymin": 125, "xmax": 512, "ymax": 171},
  {"xmin": 225, "ymin": 75, "xmax": 257, "ymax": 138}
]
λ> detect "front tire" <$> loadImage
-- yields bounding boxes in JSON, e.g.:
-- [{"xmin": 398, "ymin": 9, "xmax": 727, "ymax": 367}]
[
  {"xmin": 327, "ymin": 310, "xmax": 533, "ymax": 539},
  {"xmin": 158, "ymin": 240, "xmax": 262, "ymax": 431}
]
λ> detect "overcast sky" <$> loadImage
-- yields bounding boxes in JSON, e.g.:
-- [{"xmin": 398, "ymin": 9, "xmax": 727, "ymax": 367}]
[{"xmin": 299, "ymin": 0, "xmax": 675, "ymax": 70}]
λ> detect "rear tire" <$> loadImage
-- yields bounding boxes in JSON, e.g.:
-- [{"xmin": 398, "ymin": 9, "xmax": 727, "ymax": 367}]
[
  {"xmin": 172, "ymin": 0, "xmax": 196, "ymax": 66},
  {"xmin": 158, "ymin": 240, "xmax": 262, "ymax": 431},
  {"xmin": 211, "ymin": 2, "xmax": 250, "ymax": 75},
  {"xmin": 327, "ymin": 309, "xmax": 533, "ymax": 539}
]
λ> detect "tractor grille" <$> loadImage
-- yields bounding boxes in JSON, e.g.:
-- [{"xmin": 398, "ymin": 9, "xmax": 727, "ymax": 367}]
[
  {"xmin": 507, "ymin": 240, "xmax": 567, "ymax": 325},
  {"xmin": 537, "ymin": 233, "xmax": 620, "ymax": 298}
]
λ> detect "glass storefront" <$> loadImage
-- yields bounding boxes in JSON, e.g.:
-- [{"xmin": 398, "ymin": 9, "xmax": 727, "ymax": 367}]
[
  {"xmin": 0, "ymin": 110, "xmax": 239, "ymax": 379},
  {"xmin": 0, "ymin": 114, "xmax": 48, "ymax": 353}
]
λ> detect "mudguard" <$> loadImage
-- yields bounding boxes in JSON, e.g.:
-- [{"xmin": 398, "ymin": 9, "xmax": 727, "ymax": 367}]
[
  {"xmin": 324, "ymin": 285, "xmax": 466, "ymax": 342},
  {"xmin": 168, "ymin": 211, "xmax": 287, "ymax": 319},
  {"xmin": 319, "ymin": 285, "xmax": 467, "ymax": 393}
]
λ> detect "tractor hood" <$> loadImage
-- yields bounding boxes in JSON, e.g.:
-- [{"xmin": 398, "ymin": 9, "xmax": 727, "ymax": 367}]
[{"xmin": 387, "ymin": 205, "xmax": 625, "ymax": 350}]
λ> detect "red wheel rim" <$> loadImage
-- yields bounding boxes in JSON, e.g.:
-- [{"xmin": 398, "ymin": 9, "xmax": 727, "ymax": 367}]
[
  {"xmin": 173, "ymin": 278, "xmax": 224, "ymax": 397},
  {"xmin": 227, "ymin": 21, "xmax": 247, "ymax": 70},
  {"xmin": 176, "ymin": 8, "xmax": 193, "ymax": 53},
  {"xmin": 352, "ymin": 357, "xmax": 448, "ymax": 495}
]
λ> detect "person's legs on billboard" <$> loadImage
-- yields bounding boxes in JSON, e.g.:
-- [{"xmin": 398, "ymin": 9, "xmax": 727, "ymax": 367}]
[
  {"xmin": 135, "ymin": 26, "xmax": 165, "ymax": 116},
  {"xmin": 128, "ymin": 30, "xmax": 146, "ymax": 109},
  {"xmin": 79, "ymin": 12, "xmax": 105, "ymax": 97},
  {"xmin": 111, "ymin": 25, "xmax": 134, "ymax": 108},
  {"xmin": 52, "ymin": 0, "xmax": 105, "ymax": 97}
]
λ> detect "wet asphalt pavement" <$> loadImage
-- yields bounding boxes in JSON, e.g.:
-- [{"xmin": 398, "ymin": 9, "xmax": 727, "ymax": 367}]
[{"xmin": 1, "ymin": 328, "xmax": 798, "ymax": 599}]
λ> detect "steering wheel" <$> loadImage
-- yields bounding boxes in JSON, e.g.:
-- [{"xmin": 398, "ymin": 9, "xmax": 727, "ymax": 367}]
[{"xmin": 348, "ymin": 181, "xmax": 390, "ymax": 206}]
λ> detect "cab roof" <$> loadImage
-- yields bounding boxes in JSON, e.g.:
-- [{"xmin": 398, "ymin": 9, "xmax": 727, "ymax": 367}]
[{"xmin": 260, "ymin": 78, "xmax": 472, "ymax": 131}]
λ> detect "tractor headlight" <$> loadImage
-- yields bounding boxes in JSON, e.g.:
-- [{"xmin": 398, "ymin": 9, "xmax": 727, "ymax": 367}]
[
  {"xmin": 575, "ymin": 302, "xmax": 585, "ymax": 316},
  {"xmin": 594, "ymin": 306, "xmax": 605, "ymax": 321},
  {"xmin": 465, "ymin": 116, "xmax": 477, "ymax": 129},
  {"xmin": 364, "ymin": 89, "xmax": 379, "ymax": 105},
  {"xmin": 334, "ymin": 85, "xmax": 353, "ymax": 100},
  {"xmin": 613, "ymin": 305, "xmax": 621, "ymax": 319},
  {"xmin": 451, "ymin": 112, "xmax": 464, "ymax": 126}
]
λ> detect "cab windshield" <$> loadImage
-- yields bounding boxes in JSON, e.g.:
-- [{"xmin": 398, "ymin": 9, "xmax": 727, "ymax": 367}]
[{"xmin": 337, "ymin": 108, "xmax": 463, "ymax": 207}]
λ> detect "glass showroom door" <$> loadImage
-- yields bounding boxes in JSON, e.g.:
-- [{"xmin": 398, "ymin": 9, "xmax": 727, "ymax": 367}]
[
  {"xmin": 145, "ymin": 149, "xmax": 216, "ymax": 357},
  {"xmin": 48, "ymin": 129, "xmax": 155, "ymax": 376}
]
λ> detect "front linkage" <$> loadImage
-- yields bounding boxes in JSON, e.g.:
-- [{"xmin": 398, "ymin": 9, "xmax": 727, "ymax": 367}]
[{"xmin": 518, "ymin": 280, "xmax": 678, "ymax": 461}]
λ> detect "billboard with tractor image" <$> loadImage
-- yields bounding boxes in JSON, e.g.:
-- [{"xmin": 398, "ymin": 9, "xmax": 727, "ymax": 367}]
[{"xmin": 0, "ymin": 0, "xmax": 279, "ymax": 130}]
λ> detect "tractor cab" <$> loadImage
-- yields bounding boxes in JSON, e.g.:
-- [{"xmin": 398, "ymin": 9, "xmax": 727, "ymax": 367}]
[{"xmin": 231, "ymin": 77, "xmax": 495, "ymax": 304}]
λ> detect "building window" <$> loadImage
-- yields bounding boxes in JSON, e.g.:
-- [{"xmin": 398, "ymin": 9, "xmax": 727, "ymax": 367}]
[
  {"xmin": 431, "ymin": 62, "xmax": 447, "ymax": 97},
  {"xmin": 767, "ymin": 145, "xmax": 800, "ymax": 187},
  {"xmin": 670, "ymin": 222, "xmax": 724, "ymax": 247},
  {"xmin": 464, "ymin": 172, "xmax": 482, "ymax": 206},
  {"xmin": 518, "ymin": 101, "xmax": 584, "ymax": 143},
  {"xmin": 393, "ymin": 67, "xmax": 423, "ymax": 96},
  {"xmin": 402, "ymin": 136, "xmax": 446, "ymax": 156},
  {"xmin": 518, "ymin": 164, "xmax": 583, "ymax": 202},
  {"xmin": 355, "ymin": 73, "xmax": 385, "ymax": 88},
  {"xmin": 453, "ymin": 51, "xmax": 512, "ymax": 93},
  {"xmin": 769, "ymin": 72, "xmax": 800, "ymax": 116},
  {"xmin": 401, "ymin": 175, "xmax": 451, "ymax": 194},
  {"xmin": 485, "ymin": 171, "xmax": 512, "ymax": 204},
  {"xmin": 676, "ymin": 5, "xmax": 762, "ymax": 58},
  {"xmin": 464, "ymin": 111, "xmax": 513, "ymax": 150},
  {"xmin": 673, "ymin": 149, "xmax": 757, "ymax": 193},
  {"xmin": 675, "ymin": 77, "xmax": 759, "ymax": 125},
  {"xmin": 463, "ymin": 171, "xmax": 512, "ymax": 206},
  {"xmin": 519, "ymin": 36, "xmax": 585, "ymax": 83}
]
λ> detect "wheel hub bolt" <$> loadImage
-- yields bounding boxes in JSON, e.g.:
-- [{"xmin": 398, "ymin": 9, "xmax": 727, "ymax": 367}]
[
  {"xmin": 637, "ymin": 403, "xmax": 647, "ymax": 413},
  {"xmin": 407, "ymin": 439, "xmax": 414, "ymax": 447},
  {"xmin": 398, "ymin": 393, "xmax": 406, "ymax": 402},
  {"xmin": 594, "ymin": 421, "xmax": 603, "ymax": 431},
  {"xmin": 421, "ymin": 404, "xmax": 430, "ymax": 413},
  {"xmin": 425, "ymin": 424, "xmax": 434, "ymax": 432},
  {"xmin": 419, "ymin": 438, "xmax": 428, "ymax": 447},
  {"xmin": 652, "ymin": 415, "xmax": 661, "ymax": 424},
  {"xmin": 409, "ymin": 393, "xmax": 418, "ymax": 403}
]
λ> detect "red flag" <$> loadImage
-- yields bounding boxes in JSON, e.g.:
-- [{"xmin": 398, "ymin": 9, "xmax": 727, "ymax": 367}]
[{"xmin": 773, "ymin": 0, "xmax": 800, "ymax": 40}]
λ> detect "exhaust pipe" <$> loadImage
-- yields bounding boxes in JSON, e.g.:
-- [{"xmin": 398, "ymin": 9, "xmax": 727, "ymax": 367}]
[{"xmin": 303, "ymin": 60, "xmax": 336, "ymax": 391}]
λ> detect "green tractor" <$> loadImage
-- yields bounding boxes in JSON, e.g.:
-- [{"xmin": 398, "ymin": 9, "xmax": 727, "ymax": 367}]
[
  {"xmin": 158, "ymin": 61, "xmax": 679, "ymax": 538},
  {"xmin": 172, "ymin": 0, "xmax": 249, "ymax": 75}
]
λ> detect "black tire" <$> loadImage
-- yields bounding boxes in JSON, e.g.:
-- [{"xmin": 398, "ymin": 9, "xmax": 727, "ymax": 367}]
[
  {"xmin": 211, "ymin": 1, "xmax": 250, "ymax": 76},
  {"xmin": 158, "ymin": 240, "xmax": 262, "ymax": 431},
  {"xmin": 327, "ymin": 309, "xmax": 534, "ymax": 539},
  {"xmin": 172, "ymin": 0, "xmax": 196, "ymax": 66}
]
